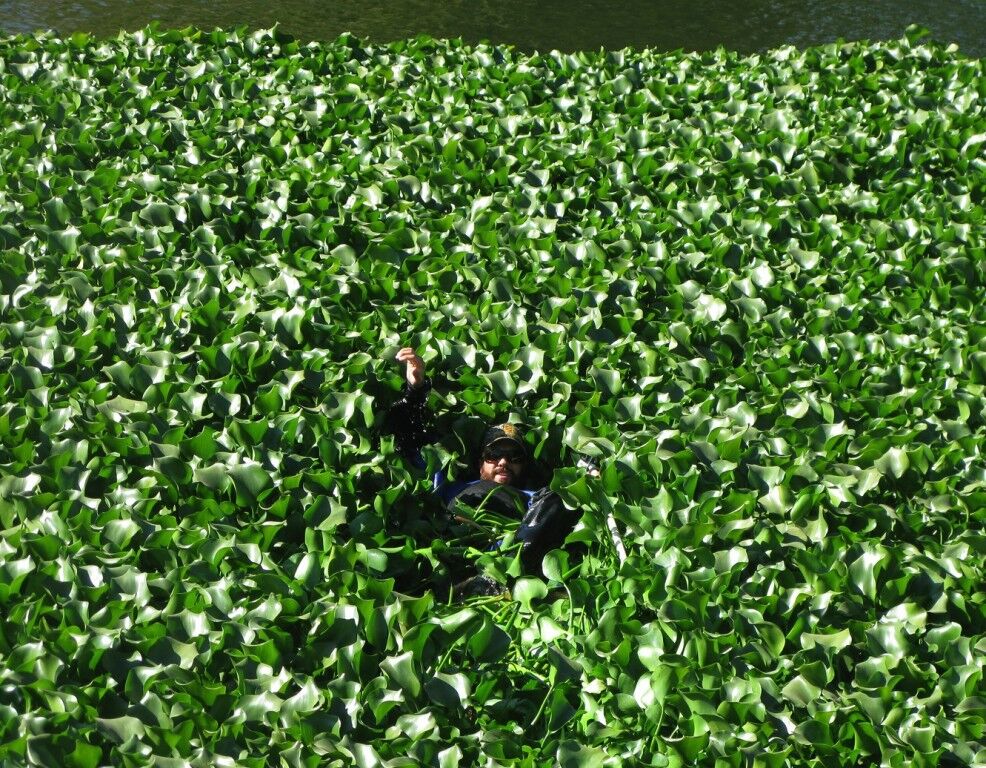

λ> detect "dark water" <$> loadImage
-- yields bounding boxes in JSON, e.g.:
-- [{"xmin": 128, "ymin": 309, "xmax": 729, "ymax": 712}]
[{"xmin": 0, "ymin": 0, "xmax": 983, "ymax": 56}]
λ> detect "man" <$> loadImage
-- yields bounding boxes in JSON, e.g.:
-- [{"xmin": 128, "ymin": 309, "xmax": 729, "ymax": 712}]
[{"xmin": 385, "ymin": 347, "xmax": 596, "ymax": 594}]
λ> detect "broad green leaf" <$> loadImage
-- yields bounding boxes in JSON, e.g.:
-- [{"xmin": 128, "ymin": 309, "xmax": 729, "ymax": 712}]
[
  {"xmin": 874, "ymin": 447, "xmax": 909, "ymax": 478},
  {"xmin": 228, "ymin": 463, "xmax": 271, "ymax": 503},
  {"xmin": 382, "ymin": 651, "xmax": 421, "ymax": 697},
  {"xmin": 513, "ymin": 577, "xmax": 548, "ymax": 612}
]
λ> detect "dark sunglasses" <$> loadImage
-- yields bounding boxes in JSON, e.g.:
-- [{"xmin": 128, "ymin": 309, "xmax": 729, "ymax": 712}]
[{"xmin": 482, "ymin": 447, "xmax": 526, "ymax": 463}]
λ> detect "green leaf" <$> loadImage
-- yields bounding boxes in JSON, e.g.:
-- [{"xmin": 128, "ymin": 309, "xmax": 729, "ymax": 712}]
[
  {"xmin": 849, "ymin": 546, "xmax": 889, "ymax": 601},
  {"xmin": 65, "ymin": 741, "xmax": 102, "ymax": 768},
  {"xmin": 588, "ymin": 366, "xmax": 622, "ymax": 396},
  {"xmin": 513, "ymin": 577, "xmax": 548, "ymax": 612},
  {"xmin": 483, "ymin": 370, "xmax": 517, "ymax": 400},
  {"xmin": 95, "ymin": 716, "xmax": 145, "ymax": 743},
  {"xmin": 193, "ymin": 463, "xmax": 230, "ymax": 490},
  {"xmin": 382, "ymin": 652, "xmax": 421, "ymax": 698},
  {"xmin": 140, "ymin": 202, "xmax": 173, "ymax": 226},
  {"xmin": 228, "ymin": 463, "xmax": 271, "ymax": 503},
  {"xmin": 874, "ymin": 447, "xmax": 909, "ymax": 478},
  {"xmin": 557, "ymin": 740, "xmax": 606, "ymax": 768},
  {"xmin": 424, "ymin": 672, "xmax": 470, "ymax": 708}
]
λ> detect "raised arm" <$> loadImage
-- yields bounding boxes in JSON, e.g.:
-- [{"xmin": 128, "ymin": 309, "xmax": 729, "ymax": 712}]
[
  {"xmin": 396, "ymin": 347, "xmax": 426, "ymax": 390},
  {"xmin": 383, "ymin": 347, "xmax": 435, "ymax": 466}
]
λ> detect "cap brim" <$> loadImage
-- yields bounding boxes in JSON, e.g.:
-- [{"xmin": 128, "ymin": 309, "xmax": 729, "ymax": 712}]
[{"xmin": 485, "ymin": 436, "xmax": 526, "ymax": 453}]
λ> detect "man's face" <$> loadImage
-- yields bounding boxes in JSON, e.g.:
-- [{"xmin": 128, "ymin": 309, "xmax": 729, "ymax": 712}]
[{"xmin": 479, "ymin": 442, "xmax": 526, "ymax": 486}]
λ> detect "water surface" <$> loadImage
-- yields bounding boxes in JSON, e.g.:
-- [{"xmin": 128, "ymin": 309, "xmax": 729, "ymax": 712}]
[{"xmin": 1, "ymin": 0, "xmax": 983, "ymax": 55}]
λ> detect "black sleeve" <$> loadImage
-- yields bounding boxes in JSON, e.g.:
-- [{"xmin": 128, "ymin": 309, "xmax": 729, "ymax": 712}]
[
  {"xmin": 382, "ymin": 378, "xmax": 436, "ymax": 466},
  {"xmin": 516, "ymin": 488, "xmax": 579, "ymax": 572}
]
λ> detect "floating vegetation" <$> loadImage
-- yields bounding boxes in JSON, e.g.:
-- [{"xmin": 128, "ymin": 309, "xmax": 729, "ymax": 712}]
[{"xmin": 0, "ymin": 26, "xmax": 983, "ymax": 767}]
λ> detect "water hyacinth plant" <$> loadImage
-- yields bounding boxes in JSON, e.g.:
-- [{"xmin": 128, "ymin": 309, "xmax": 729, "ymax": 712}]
[{"xmin": 0, "ymin": 24, "xmax": 984, "ymax": 767}]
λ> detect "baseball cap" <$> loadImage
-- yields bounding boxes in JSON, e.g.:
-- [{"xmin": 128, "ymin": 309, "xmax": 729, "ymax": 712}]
[{"xmin": 481, "ymin": 423, "xmax": 527, "ymax": 456}]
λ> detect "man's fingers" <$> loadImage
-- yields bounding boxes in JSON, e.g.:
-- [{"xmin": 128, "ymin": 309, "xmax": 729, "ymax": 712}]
[
  {"xmin": 395, "ymin": 347, "xmax": 418, "ymax": 361},
  {"xmin": 395, "ymin": 347, "xmax": 425, "ymax": 388}
]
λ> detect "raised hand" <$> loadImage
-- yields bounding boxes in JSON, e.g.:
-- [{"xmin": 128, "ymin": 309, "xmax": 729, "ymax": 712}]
[{"xmin": 395, "ymin": 347, "xmax": 426, "ymax": 389}]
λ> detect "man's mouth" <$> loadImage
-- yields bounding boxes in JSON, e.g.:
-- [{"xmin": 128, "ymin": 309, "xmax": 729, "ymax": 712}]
[{"xmin": 493, "ymin": 468, "xmax": 512, "ymax": 482}]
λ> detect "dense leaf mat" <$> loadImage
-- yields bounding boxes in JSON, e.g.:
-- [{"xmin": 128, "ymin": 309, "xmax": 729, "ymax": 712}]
[{"xmin": 1, "ymin": 25, "xmax": 984, "ymax": 767}]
